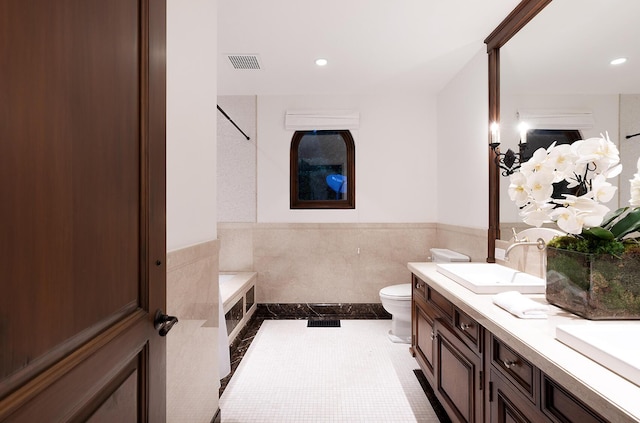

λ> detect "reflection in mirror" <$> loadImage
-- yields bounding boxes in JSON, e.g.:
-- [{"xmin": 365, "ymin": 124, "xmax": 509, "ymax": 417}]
[
  {"xmin": 290, "ymin": 130, "xmax": 355, "ymax": 209},
  {"xmin": 495, "ymin": 0, "xmax": 640, "ymax": 241}
]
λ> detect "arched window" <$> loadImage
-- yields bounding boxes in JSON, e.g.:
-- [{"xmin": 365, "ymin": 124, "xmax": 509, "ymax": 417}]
[{"xmin": 290, "ymin": 130, "xmax": 355, "ymax": 209}]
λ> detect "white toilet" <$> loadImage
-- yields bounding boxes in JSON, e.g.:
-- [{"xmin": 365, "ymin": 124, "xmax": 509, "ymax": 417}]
[
  {"xmin": 379, "ymin": 284, "xmax": 412, "ymax": 343},
  {"xmin": 379, "ymin": 248, "xmax": 469, "ymax": 343}
]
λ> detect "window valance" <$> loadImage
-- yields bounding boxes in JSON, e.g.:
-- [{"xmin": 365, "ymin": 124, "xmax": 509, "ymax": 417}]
[
  {"xmin": 285, "ymin": 109, "xmax": 360, "ymax": 130},
  {"xmin": 517, "ymin": 109, "xmax": 594, "ymax": 130}
]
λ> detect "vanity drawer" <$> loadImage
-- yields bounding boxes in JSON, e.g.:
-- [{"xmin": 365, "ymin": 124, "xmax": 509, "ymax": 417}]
[
  {"xmin": 426, "ymin": 285, "xmax": 454, "ymax": 323},
  {"xmin": 491, "ymin": 335, "xmax": 537, "ymax": 403},
  {"xmin": 541, "ymin": 375, "xmax": 606, "ymax": 423},
  {"xmin": 413, "ymin": 274, "xmax": 427, "ymax": 299},
  {"xmin": 454, "ymin": 308, "xmax": 481, "ymax": 352}
]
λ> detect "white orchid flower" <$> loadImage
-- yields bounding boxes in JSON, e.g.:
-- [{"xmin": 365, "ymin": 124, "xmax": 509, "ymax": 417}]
[
  {"xmin": 549, "ymin": 206, "xmax": 583, "ymax": 234},
  {"xmin": 551, "ymin": 193, "xmax": 610, "ymax": 233},
  {"xmin": 590, "ymin": 174, "xmax": 617, "ymax": 203},
  {"xmin": 527, "ymin": 170, "xmax": 554, "ymax": 203},
  {"xmin": 630, "ymin": 157, "xmax": 640, "ymax": 207},
  {"xmin": 574, "ymin": 135, "xmax": 620, "ymax": 172},
  {"xmin": 507, "ymin": 131, "xmax": 637, "ymax": 234},
  {"xmin": 508, "ymin": 172, "xmax": 529, "ymax": 206},
  {"xmin": 604, "ymin": 163, "xmax": 623, "ymax": 179},
  {"xmin": 519, "ymin": 202, "xmax": 554, "ymax": 227},
  {"xmin": 547, "ymin": 143, "xmax": 577, "ymax": 177},
  {"xmin": 630, "ymin": 178, "xmax": 640, "ymax": 207},
  {"xmin": 521, "ymin": 147, "xmax": 550, "ymax": 174}
]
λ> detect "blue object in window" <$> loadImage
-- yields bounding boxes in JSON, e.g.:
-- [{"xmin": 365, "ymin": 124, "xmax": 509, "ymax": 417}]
[{"xmin": 326, "ymin": 174, "xmax": 347, "ymax": 197}]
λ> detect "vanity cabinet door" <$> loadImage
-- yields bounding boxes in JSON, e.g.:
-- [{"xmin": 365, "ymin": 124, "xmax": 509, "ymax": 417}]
[
  {"xmin": 434, "ymin": 319, "xmax": 483, "ymax": 423},
  {"xmin": 414, "ymin": 302, "xmax": 436, "ymax": 382},
  {"xmin": 490, "ymin": 368, "xmax": 544, "ymax": 423},
  {"xmin": 541, "ymin": 375, "xmax": 607, "ymax": 423}
]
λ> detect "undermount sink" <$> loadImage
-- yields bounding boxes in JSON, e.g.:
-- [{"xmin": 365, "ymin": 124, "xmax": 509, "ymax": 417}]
[
  {"xmin": 436, "ymin": 263, "xmax": 545, "ymax": 294},
  {"xmin": 556, "ymin": 324, "xmax": 640, "ymax": 387}
]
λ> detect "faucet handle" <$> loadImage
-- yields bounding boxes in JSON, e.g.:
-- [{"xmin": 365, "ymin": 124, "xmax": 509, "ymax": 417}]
[{"xmin": 511, "ymin": 228, "xmax": 529, "ymax": 242}]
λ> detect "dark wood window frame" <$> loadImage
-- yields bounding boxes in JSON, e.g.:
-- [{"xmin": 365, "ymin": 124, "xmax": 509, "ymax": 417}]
[{"xmin": 290, "ymin": 130, "xmax": 356, "ymax": 209}]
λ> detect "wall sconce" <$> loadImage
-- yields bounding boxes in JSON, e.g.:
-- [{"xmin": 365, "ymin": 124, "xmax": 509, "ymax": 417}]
[{"xmin": 489, "ymin": 122, "xmax": 527, "ymax": 176}]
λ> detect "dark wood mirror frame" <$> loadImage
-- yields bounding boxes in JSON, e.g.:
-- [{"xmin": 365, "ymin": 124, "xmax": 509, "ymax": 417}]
[{"xmin": 484, "ymin": 0, "xmax": 552, "ymax": 262}]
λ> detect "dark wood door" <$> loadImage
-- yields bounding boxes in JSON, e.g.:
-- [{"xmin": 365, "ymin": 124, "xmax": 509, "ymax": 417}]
[{"xmin": 0, "ymin": 0, "xmax": 166, "ymax": 421}]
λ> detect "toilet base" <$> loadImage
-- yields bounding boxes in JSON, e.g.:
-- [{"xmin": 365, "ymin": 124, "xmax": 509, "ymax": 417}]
[
  {"xmin": 387, "ymin": 330, "xmax": 411, "ymax": 344},
  {"xmin": 387, "ymin": 316, "xmax": 411, "ymax": 344}
]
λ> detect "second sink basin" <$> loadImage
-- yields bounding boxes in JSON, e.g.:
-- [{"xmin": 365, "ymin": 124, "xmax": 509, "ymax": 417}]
[
  {"xmin": 436, "ymin": 263, "xmax": 546, "ymax": 294},
  {"xmin": 556, "ymin": 323, "xmax": 640, "ymax": 387}
]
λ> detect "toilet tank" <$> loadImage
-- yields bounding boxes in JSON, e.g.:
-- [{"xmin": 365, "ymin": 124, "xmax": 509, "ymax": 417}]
[{"xmin": 430, "ymin": 248, "xmax": 470, "ymax": 263}]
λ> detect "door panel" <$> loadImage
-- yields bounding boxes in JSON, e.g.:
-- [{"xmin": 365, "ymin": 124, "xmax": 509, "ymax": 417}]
[
  {"xmin": 0, "ymin": 0, "xmax": 166, "ymax": 420},
  {"xmin": 435, "ymin": 320, "xmax": 483, "ymax": 423}
]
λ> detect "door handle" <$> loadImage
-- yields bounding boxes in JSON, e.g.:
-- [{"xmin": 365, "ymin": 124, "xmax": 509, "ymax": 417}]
[{"xmin": 154, "ymin": 310, "xmax": 178, "ymax": 336}]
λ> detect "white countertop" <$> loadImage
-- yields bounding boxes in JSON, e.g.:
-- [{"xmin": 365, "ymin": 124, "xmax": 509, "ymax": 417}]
[{"xmin": 408, "ymin": 262, "xmax": 640, "ymax": 423}]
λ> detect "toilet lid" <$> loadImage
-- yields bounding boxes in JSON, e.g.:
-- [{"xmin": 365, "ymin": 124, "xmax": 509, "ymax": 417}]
[{"xmin": 379, "ymin": 283, "xmax": 412, "ymax": 299}]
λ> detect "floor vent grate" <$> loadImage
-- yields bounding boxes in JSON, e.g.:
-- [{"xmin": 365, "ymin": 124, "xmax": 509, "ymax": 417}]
[{"xmin": 307, "ymin": 319, "xmax": 341, "ymax": 328}]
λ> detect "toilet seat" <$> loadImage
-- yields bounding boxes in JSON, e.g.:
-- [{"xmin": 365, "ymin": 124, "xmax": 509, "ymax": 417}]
[{"xmin": 379, "ymin": 283, "xmax": 411, "ymax": 300}]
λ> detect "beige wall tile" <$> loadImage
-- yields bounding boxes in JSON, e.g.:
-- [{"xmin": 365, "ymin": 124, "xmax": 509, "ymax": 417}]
[
  {"xmin": 166, "ymin": 239, "xmax": 221, "ymax": 422},
  {"xmin": 218, "ymin": 223, "xmax": 254, "ymax": 271},
  {"xmin": 435, "ymin": 224, "xmax": 487, "ymax": 262},
  {"xmin": 223, "ymin": 223, "xmax": 438, "ymax": 303}
]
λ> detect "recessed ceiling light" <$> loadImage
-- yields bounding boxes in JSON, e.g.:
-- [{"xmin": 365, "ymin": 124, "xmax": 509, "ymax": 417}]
[
  {"xmin": 315, "ymin": 58, "xmax": 328, "ymax": 67},
  {"xmin": 610, "ymin": 57, "xmax": 627, "ymax": 65}
]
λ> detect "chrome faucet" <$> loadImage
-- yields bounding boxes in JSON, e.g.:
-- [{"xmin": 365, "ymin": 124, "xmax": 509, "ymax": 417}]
[
  {"xmin": 511, "ymin": 227, "xmax": 528, "ymax": 242},
  {"xmin": 504, "ymin": 237, "xmax": 546, "ymax": 262}
]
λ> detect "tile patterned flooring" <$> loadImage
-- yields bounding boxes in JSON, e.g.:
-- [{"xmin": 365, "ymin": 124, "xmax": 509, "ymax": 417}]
[{"xmin": 219, "ymin": 320, "xmax": 441, "ymax": 422}]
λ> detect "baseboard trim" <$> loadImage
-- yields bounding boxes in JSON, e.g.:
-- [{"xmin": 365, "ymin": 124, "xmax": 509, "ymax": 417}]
[{"xmin": 254, "ymin": 303, "xmax": 391, "ymax": 320}]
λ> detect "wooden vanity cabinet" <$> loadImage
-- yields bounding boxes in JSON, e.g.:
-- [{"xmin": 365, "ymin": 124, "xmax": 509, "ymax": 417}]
[
  {"xmin": 411, "ymin": 273, "xmax": 610, "ymax": 423},
  {"xmin": 412, "ymin": 275, "xmax": 484, "ymax": 423}
]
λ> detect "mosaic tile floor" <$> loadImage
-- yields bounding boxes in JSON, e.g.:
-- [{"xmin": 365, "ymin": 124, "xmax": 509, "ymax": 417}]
[{"xmin": 219, "ymin": 320, "xmax": 441, "ymax": 422}]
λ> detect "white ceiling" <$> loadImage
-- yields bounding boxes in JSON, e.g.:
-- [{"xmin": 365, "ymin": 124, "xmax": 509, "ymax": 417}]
[
  {"xmin": 502, "ymin": 0, "xmax": 640, "ymax": 95},
  {"xmin": 217, "ymin": 0, "xmax": 521, "ymax": 96}
]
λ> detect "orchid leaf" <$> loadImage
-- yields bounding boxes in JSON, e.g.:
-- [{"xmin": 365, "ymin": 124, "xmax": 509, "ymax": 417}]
[
  {"xmin": 601, "ymin": 207, "xmax": 629, "ymax": 229},
  {"xmin": 582, "ymin": 227, "xmax": 615, "ymax": 241},
  {"xmin": 610, "ymin": 209, "xmax": 640, "ymax": 239}
]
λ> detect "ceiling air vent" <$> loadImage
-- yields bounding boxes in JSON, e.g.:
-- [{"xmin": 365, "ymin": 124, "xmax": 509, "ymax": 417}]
[{"xmin": 227, "ymin": 54, "xmax": 262, "ymax": 70}]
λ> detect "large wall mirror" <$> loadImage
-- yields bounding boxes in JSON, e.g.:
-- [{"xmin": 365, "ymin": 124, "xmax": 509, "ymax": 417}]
[{"xmin": 485, "ymin": 0, "xmax": 640, "ymax": 260}]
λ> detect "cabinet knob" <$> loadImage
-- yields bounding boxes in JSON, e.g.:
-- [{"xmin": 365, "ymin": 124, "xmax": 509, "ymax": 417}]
[
  {"xmin": 430, "ymin": 331, "xmax": 435, "ymax": 341},
  {"xmin": 502, "ymin": 359, "xmax": 519, "ymax": 369},
  {"xmin": 459, "ymin": 323, "xmax": 471, "ymax": 331},
  {"xmin": 415, "ymin": 282, "xmax": 422, "ymax": 289}
]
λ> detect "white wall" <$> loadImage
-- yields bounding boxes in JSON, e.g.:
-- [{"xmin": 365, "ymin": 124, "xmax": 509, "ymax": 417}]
[
  {"xmin": 167, "ymin": 0, "xmax": 218, "ymax": 251},
  {"xmin": 256, "ymin": 93, "xmax": 437, "ymax": 223},
  {"xmin": 166, "ymin": 1, "xmax": 220, "ymax": 421},
  {"xmin": 436, "ymin": 48, "xmax": 489, "ymax": 229}
]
